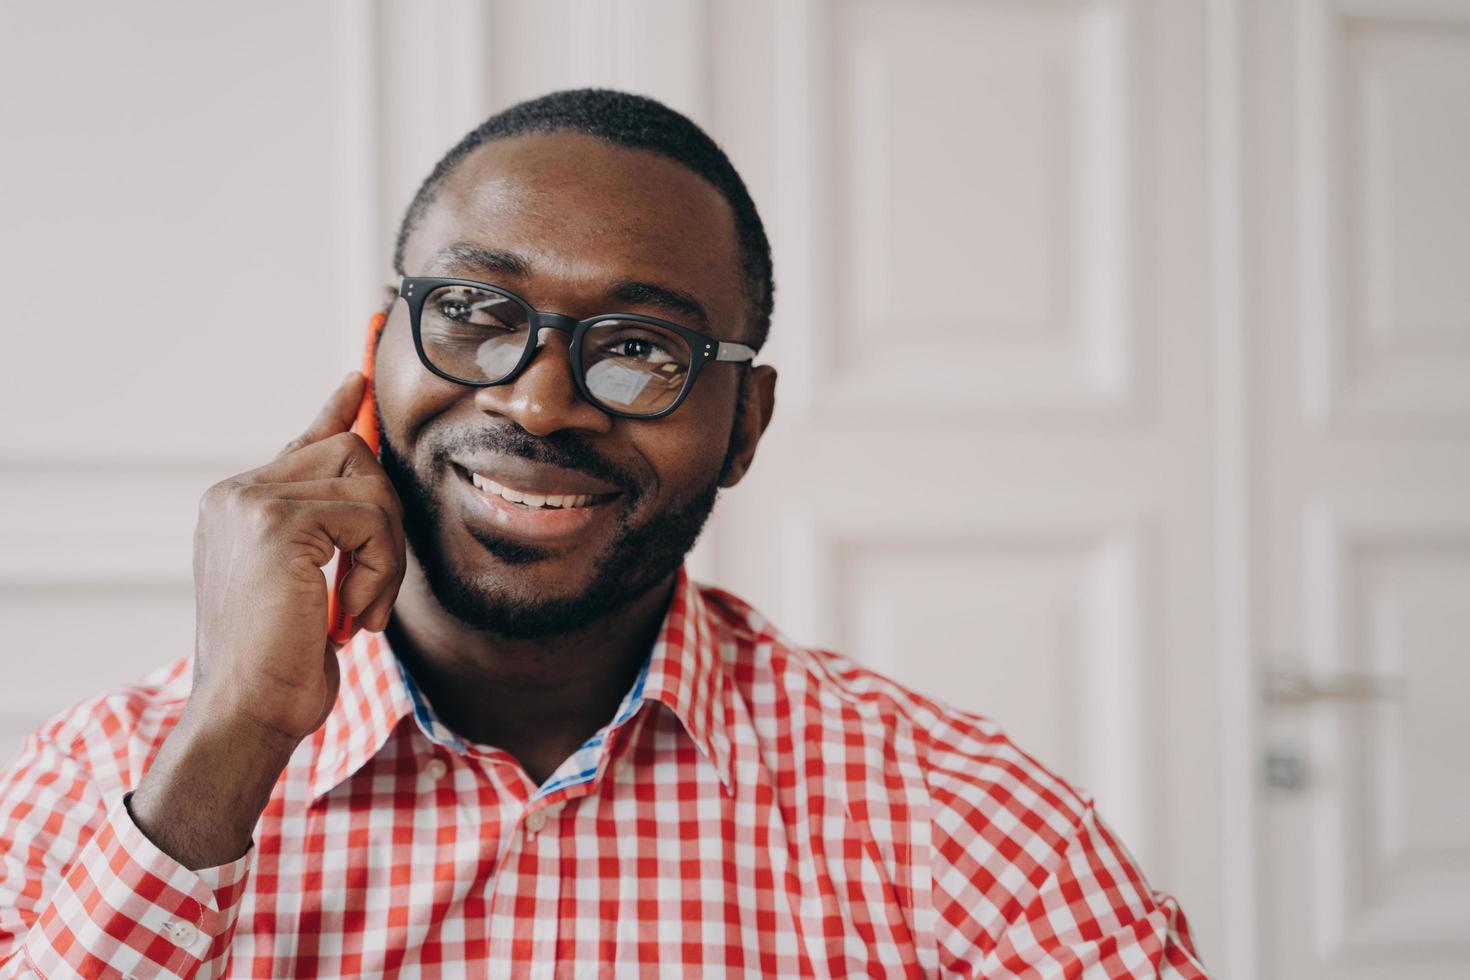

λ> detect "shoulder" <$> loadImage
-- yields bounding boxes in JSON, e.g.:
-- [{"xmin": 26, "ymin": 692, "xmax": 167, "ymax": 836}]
[
  {"xmin": 18, "ymin": 656, "xmax": 193, "ymax": 791},
  {"xmin": 698, "ymin": 580, "xmax": 1090, "ymax": 837},
  {"xmin": 698, "ymin": 583, "xmax": 1197, "ymax": 970}
]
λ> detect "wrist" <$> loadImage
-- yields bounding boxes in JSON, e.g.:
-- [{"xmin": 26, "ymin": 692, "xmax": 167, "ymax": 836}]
[{"xmin": 128, "ymin": 699, "xmax": 298, "ymax": 870}]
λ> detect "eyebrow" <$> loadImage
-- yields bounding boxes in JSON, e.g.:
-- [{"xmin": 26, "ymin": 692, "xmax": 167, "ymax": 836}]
[
  {"xmin": 428, "ymin": 241, "xmax": 712, "ymax": 331},
  {"xmin": 430, "ymin": 242, "xmax": 531, "ymax": 279},
  {"xmin": 606, "ymin": 279, "xmax": 709, "ymax": 330}
]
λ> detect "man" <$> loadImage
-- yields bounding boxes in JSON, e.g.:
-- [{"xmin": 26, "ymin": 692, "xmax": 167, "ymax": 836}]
[{"xmin": 0, "ymin": 90, "xmax": 1207, "ymax": 978}]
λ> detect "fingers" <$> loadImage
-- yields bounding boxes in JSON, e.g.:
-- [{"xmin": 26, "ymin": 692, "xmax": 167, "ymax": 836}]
[
  {"xmin": 231, "ymin": 475, "xmax": 406, "ymax": 563},
  {"xmin": 232, "ymin": 475, "xmax": 404, "ymax": 524},
  {"xmin": 248, "ymin": 428, "xmax": 384, "ymax": 486},
  {"xmin": 356, "ymin": 589, "xmax": 397, "ymax": 635},
  {"xmin": 272, "ymin": 497, "xmax": 405, "ymax": 621},
  {"xmin": 203, "ymin": 470, "xmax": 408, "ymax": 632},
  {"xmin": 235, "ymin": 372, "xmax": 406, "ymax": 634},
  {"xmin": 244, "ymin": 477, "xmax": 406, "ymax": 625},
  {"xmin": 277, "ymin": 372, "xmax": 367, "ymax": 460},
  {"xmin": 323, "ymin": 502, "xmax": 405, "ymax": 623}
]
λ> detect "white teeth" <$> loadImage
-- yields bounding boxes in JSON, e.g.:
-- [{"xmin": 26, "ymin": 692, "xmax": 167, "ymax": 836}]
[{"xmin": 468, "ymin": 471, "xmax": 599, "ymax": 509}]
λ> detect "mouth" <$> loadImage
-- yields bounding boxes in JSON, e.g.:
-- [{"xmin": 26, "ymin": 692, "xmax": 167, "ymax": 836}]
[
  {"xmin": 451, "ymin": 463, "xmax": 623, "ymax": 544},
  {"xmin": 464, "ymin": 467, "xmax": 619, "ymax": 510}
]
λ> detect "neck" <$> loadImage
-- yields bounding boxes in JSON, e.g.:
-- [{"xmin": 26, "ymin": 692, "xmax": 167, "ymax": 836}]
[{"xmin": 382, "ymin": 558, "xmax": 677, "ymax": 786}]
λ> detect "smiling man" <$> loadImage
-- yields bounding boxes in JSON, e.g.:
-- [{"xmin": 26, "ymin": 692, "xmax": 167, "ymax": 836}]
[{"xmin": 0, "ymin": 90, "xmax": 1208, "ymax": 978}]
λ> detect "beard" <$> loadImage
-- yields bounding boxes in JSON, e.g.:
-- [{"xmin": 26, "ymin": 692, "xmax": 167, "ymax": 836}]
[{"xmin": 376, "ymin": 373, "xmax": 746, "ymax": 640}]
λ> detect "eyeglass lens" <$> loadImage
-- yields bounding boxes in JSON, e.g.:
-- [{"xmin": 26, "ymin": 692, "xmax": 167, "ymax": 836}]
[{"xmin": 418, "ymin": 283, "xmax": 693, "ymax": 416}]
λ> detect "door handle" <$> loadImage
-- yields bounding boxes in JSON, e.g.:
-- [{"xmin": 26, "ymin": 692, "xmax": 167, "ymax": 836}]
[{"xmin": 1263, "ymin": 669, "xmax": 1405, "ymax": 705}]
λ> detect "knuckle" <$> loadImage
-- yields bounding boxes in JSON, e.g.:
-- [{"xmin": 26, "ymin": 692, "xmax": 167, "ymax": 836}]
[
  {"xmin": 232, "ymin": 482, "xmax": 268, "ymax": 507},
  {"xmin": 251, "ymin": 495, "xmax": 294, "ymax": 531},
  {"xmin": 358, "ymin": 501, "xmax": 390, "ymax": 543},
  {"xmin": 334, "ymin": 431, "xmax": 378, "ymax": 472},
  {"xmin": 329, "ymin": 430, "xmax": 366, "ymax": 452},
  {"xmin": 376, "ymin": 482, "xmax": 405, "ymax": 519},
  {"xmin": 198, "ymin": 481, "xmax": 224, "ymax": 515},
  {"xmin": 368, "ymin": 504, "xmax": 404, "ymax": 569},
  {"xmin": 198, "ymin": 479, "xmax": 239, "ymax": 519}
]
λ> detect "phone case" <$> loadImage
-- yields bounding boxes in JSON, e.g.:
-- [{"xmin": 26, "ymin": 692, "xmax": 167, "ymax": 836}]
[{"xmin": 327, "ymin": 311, "xmax": 388, "ymax": 645}]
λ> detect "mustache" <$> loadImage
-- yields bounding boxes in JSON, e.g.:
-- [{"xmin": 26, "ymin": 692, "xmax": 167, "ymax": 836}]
[{"xmin": 430, "ymin": 423, "xmax": 645, "ymax": 503}]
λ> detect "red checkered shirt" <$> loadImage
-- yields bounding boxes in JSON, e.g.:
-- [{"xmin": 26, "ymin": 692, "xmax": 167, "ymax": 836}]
[{"xmin": 0, "ymin": 566, "xmax": 1208, "ymax": 978}]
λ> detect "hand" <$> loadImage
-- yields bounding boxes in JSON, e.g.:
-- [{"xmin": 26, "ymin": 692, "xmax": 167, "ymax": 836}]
[{"xmin": 189, "ymin": 371, "xmax": 407, "ymax": 745}]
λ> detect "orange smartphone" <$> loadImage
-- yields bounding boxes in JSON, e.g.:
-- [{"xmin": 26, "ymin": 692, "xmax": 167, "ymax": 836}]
[{"xmin": 327, "ymin": 311, "xmax": 388, "ymax": 644}]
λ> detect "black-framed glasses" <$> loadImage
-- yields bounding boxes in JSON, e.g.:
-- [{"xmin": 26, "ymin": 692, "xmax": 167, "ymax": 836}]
[{"xmin": 397, "ymin": 276, "xmax": 757, "ymax": 419}]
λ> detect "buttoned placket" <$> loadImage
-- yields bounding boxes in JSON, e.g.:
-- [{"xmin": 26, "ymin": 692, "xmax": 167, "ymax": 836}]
[
  {"xmin": 422, "ymin": 756, "xmax": 448, "ymax": 783},
  {"xmin": 394, "ymin": 640, "xmax": 651, "ymax": 970},
  {"xmin": 484, "ymin": 792, "xmax": 566, "ymax": 967},
  {"xmin": 482, "ymin": 715, "xmax": 634, "ymax": 971}
]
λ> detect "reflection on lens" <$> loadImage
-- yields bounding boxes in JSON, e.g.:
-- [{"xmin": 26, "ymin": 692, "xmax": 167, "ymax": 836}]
[
  {"xmin": 420, "ymin": 285, "xmax": 530, "ymax": 382},
  {"xmin": 580, "ymin": 319, "xmax": 691, "ymax": 415},
  {"xmin": 587, "ymin": 362, "xmax": 656, "ymax": 405},
  {"xmin": 476, "ymin": 338, "xmax": 523, "ymax": 380}
]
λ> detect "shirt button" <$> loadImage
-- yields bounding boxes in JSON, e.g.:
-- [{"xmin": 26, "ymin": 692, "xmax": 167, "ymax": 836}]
[
  {"xmin": 163, "ymin": 919, "xmax": 199, "ymax": 948},
  {"xmin": 524, "ymin": 809, "xmax": 548, "ymax": 835},
  {"xmin": 423, "ymin": 758, "xmax": 448, "ymax": 781}
]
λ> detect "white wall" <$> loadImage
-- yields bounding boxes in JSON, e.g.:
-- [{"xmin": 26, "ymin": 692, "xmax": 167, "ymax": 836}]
[{"xmin": 4, "ymin": 3, "xmax": 1469, "ymax": 978}]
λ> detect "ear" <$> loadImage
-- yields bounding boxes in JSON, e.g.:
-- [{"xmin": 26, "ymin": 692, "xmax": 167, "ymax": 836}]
[
  {"xmin": 380, "ymin": 283, "xmax": 399, "ymax": 315},
  {"xmin": 718, "ymin": 364, "xmax": 777, "ymax": 488}
]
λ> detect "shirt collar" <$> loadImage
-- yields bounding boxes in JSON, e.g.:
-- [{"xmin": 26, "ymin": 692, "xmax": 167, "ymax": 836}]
[
  {"xmin": 307, "ymin": 564, "xmax": 735, "ymax": 802},
  {"xmin": 307, "ymin": 625, "xmax": 417, "ymax": 802},
  {"xmin": 636, "ymin": 565, "xmax": 735, "ymax": 793}
]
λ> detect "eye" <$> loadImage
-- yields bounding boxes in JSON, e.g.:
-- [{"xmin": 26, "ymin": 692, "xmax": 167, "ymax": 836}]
[
  {"xmin": 596, "ymin": 331, "xmax": 684, "ymax": 366},
  {"xmin": 437, "ymin": 298, "xmax": 471, "ymax": 321},
  {"xmin": 429, "ymin": 289, "xmax": 520, "ymax": 330},
  {"xmin": 611, "ymin": 337, "xmax": 661, "ymax": 360}
]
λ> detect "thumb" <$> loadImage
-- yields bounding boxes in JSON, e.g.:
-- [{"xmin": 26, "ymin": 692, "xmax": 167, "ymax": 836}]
[{"xmin": 277, "ymin": 372, "xmax": 367, "ymax": 459}]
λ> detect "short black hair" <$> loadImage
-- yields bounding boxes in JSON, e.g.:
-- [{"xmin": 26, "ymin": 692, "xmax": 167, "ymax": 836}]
[{"xmin": 392, "ymin": 88, "xmax": 774, "ymax": 351}]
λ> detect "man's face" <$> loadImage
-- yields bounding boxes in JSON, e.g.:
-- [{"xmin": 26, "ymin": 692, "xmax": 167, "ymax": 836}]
[{"xmin": 374, "ymin": 131, "xmax": 772, "ymax": 638}]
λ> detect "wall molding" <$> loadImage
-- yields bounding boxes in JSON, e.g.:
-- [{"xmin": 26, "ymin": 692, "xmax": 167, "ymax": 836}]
[
  {"xmin": 1298, "ymin": 0, "xmax": 1470, "ymax": 430},
  {"xmin": 1303, "ymin": 495, "xmax": 1470, "ymax": 959},
  {"xmin": 1206, "ymin": 0, "xmax": 1258, "ymax": 975}
]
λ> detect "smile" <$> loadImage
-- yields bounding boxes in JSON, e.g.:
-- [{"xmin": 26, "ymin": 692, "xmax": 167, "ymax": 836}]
[
  {"xmin": 452, "ymin": 463, "xmax": 623, "ymax": 545},
  {"xmin": 467, "ymin": 471, "xmax": 613, "ymax": 510}
]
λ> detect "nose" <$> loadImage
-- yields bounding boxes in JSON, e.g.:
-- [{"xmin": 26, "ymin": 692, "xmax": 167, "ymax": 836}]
[{"xmin": 471, "ymin": 316, "xmax": 613, "ymax": 437}]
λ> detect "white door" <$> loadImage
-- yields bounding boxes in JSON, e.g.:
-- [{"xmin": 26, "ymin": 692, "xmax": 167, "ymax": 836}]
[
  {"xmin": 697, "ymin": 0, "xmax": 1231, "ymax": 966},
  {"xmin": 1248, "ymin": 0, "xmax": 1470, "ymax": 976}
]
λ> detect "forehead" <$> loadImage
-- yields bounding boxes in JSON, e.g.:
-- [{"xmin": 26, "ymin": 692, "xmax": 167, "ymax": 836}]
[{"xmin": 402, "ymin": 132, "xmax": 744, "ymax": 324}]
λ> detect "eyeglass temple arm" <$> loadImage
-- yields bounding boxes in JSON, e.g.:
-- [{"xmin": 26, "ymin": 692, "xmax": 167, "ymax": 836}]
[{"xmin": 716, "ymin": 341, "xmax": 756, "ymax": 362}]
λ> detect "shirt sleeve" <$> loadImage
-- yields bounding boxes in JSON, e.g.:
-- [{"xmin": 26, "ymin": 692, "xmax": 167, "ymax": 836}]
[
  {"xmin": 0, "ymin": 731, "xmax": 253, "ymax": 980},
  {"xmin": 975, "ymin": 803, "xmax": 1211, "ymax": 979}
]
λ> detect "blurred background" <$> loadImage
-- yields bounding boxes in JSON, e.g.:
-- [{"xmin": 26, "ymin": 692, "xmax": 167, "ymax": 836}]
[{"xmin": 2, "ymin": 1, "xmax": 1468, "ymax": 976}]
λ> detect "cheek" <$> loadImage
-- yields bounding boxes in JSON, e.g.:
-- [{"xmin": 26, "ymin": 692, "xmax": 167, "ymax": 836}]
[
  {"xmin": 373, "ymin": 316, "xmax": 458, "ymax": 442},
  {"xmin": 635, "ymin": 388, "xmax": 737, "ymax": 500}
]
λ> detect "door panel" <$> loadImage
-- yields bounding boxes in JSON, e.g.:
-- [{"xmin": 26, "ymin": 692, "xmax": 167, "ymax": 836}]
[
  {"xmin": 705, "ymin": 0, "xmax": 1220, "ymax": 955},
  {"xmin": 1253, "ymin": 0, "xmax": 1470, "ymax": 975}
]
